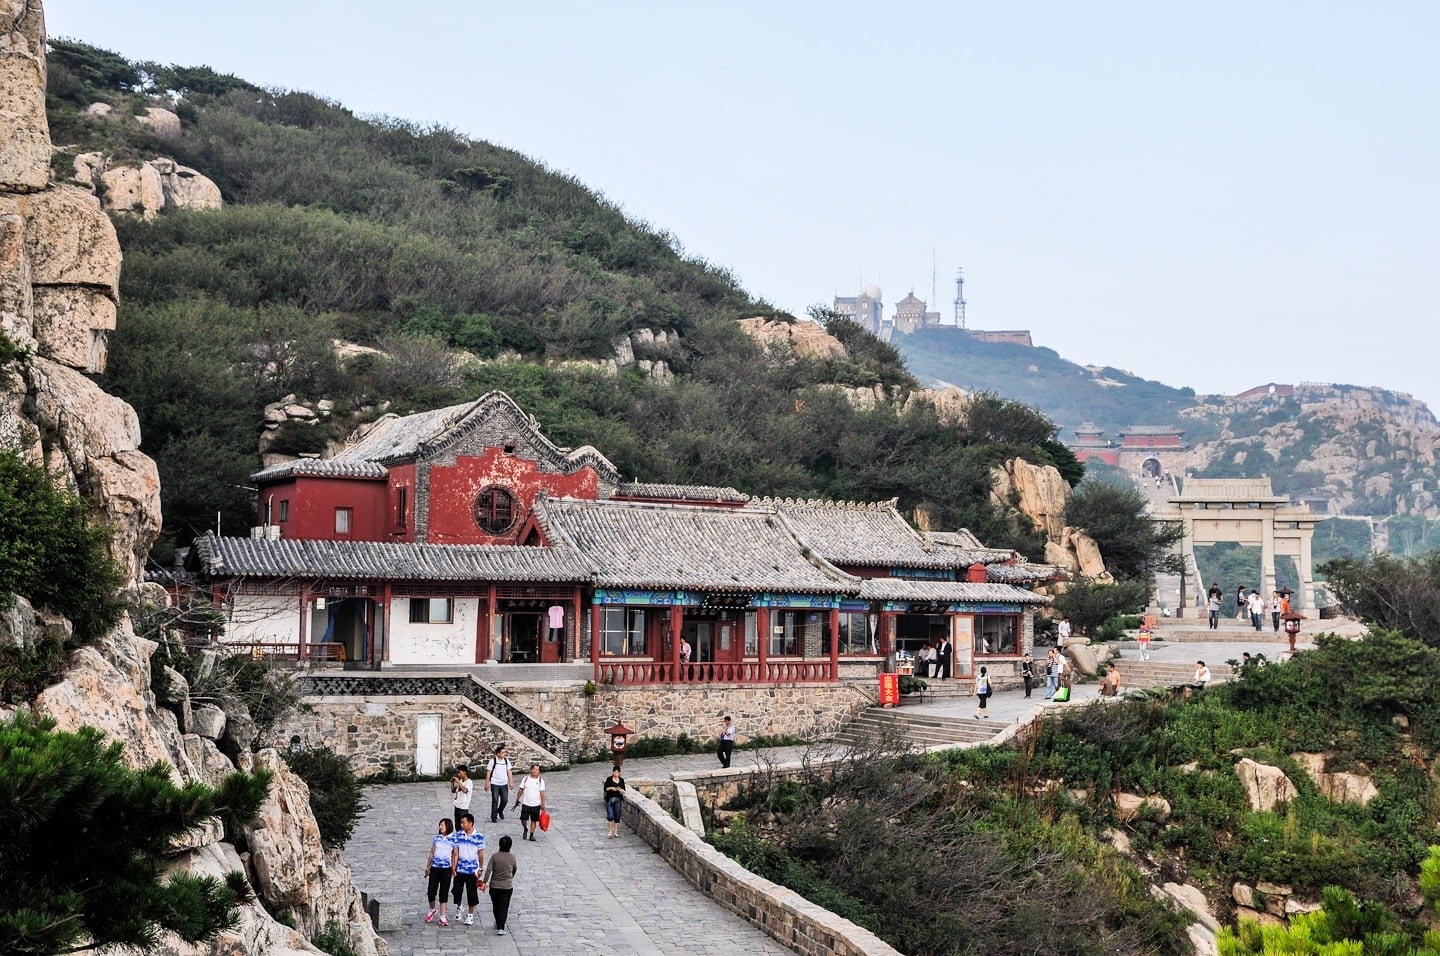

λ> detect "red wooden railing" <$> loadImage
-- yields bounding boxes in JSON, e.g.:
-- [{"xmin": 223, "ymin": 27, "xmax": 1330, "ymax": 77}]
[{"xmin": 594, "ymin": 658, "xmax": 837, "ymax": 686}]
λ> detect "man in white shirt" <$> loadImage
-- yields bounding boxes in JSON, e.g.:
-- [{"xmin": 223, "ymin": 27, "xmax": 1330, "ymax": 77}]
[
  {"xmin": 485, "ymin": 745, "xmax": 513, "ymax": 823},
  {"xmin": 512, "ymin": 763, "xmax": 547, "ymax": 842},
  {"xmin": 449, "ymin": 765, "xmax": 473, "ymax": 833}
]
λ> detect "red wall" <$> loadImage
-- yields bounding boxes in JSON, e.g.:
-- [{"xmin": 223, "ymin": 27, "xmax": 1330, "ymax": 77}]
[
  {"xmin": 263, "ymin": 476, "xmax": 389, "ymax": 541},
  {"xmin": 425, "ymin": 448, "xmax": 600, "ymax": 544},
  {"xmin": 1073, "ymin": 449, "xmax": 1121, "ymax": 466},
  {"xmin": 1121, "ymin": 435, "xmax": 1182, "ymax": 448}
]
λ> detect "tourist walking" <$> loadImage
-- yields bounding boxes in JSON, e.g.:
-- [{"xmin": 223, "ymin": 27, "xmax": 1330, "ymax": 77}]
[
  {"xmin": 482, "ymin": 834, "xmax": 519, "ymax": 936},
  {"xmin": 1207, "ymin": 591, "xmax": 1222, "ymax": 630},
  {"xmin": 973, "ymin": 666, "xmax": 992, "ymax": 718},
  {"xmin": 1044, "ymin": 648, "xmax": 1062, "ymax": 699},
  {"xmin": 450, "ymin": 813, "xmax": 486, "ymax": 926},
  {"xmin": 485, "ymin": 745, "xmax": 513, "ymax": 823},
  {"xmin": 1020, "ymin": 653, "xmax": 1034, "ymax": 698},
  {"xmin": 1137, "ymin": 627, "xmax": 1151, "ymax": 660},
  {"xmin": 1270, "ymin": 591, "xmax": 1282, "ymax": 632},
  {"xmin": 1236, "ymin": 585, "xmax": 1248, "ymax": 621},
  {"xmin": 421, "ymin": 818, "xmax": 454, "ymax": 926},
  {"xmin": 449, "ymin": 765, "xmax": 472, "ymax": 833},
  {"xmin": 1247, "ymin": 589, "xmax": 1265, "ymax": 631},
  {"xmin": 513, "ymin": 763, "xmax": 546, "ymax": 842},
  {"xmin": 603, "ymin": 765, "xmax": 626, "ymax": 838},
  {"xmin": 716, "ymin": 715, "xmax": 736, "ymax": 768},
  {"xmin": 1056, "ymin": 618, "xmax": 1072, "ymax": 644}
]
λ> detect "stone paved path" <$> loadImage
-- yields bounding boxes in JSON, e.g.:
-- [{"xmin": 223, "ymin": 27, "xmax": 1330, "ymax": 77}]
[{"xmin": 346, "ymin": 766, "xmax": 793, "ymax": 955}]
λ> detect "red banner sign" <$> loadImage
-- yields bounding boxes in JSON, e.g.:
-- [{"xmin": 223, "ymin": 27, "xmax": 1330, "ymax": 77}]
[{"xmin": 878, "ymin": 672, "xmax": 901, "ymax": 707}]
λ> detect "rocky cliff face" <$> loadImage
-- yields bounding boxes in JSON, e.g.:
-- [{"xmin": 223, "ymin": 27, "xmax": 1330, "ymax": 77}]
[
  {"xmin": 990, "ymin": 457, "xmax": 1108, "ymax": 580},
  {"xmin": 0, "ymin": 6, "xmax": 382, "ymax": 953},
  {"xmin": 1183, "ymin": 384, "xmax": 1440, "ymax": 516}
]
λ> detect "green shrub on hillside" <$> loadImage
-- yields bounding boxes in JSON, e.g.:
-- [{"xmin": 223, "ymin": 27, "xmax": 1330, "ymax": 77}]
[
  {"xmin": 0, "ymin": 451, "xmax": 124, "ymax": 649},
  {"xmin": 282, "ymin": 746, "xmax": 367, "ymax": 850}
]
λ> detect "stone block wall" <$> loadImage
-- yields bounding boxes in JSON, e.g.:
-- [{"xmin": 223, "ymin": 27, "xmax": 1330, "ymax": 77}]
[
  {"xmin": 622, "ymin": 785, "xmax": 902, "ymax": 956},
  {"xmin": 286, "ymin": 681, "xmax": 872, "ymax": 775},
  {"xmin": 500, "ymin": 680, "xmax": 871, "ymax": 757}
]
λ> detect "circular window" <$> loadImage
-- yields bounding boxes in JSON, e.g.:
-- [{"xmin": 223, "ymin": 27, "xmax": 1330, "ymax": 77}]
[{"xmin": 473, "ymin": 486, "xmax": 518, "ymax": 535}]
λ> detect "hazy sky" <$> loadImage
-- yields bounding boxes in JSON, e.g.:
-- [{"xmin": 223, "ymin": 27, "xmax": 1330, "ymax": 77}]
[{"xmin": 46, "ymin": 2, "xmax": 1440, "ymax": 409}]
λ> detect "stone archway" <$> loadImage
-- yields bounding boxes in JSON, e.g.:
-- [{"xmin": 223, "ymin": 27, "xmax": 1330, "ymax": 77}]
[
  {"xmin": 1141, "ymin": 457, "xmax": 1162, "ymax": 478},
  {"xmin": 1150, "ymin": 478, "xmax": 1324, "ymax": 616}
]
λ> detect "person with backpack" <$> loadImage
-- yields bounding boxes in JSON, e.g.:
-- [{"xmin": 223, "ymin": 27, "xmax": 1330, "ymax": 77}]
[
  {"xmin": 512, "ymin": 763, "xmax": 546, "ymax": 842},
  {"xmin": 1020, "ymin": 654, "xmax": 1035, "ymax": 698},
  {"xmin": 973, "ymin": 666, "xmax": 992, "ymax": 718},
  {"xmin": 484, "ymin": 745, "xmax": 513, "ymax": 824}
]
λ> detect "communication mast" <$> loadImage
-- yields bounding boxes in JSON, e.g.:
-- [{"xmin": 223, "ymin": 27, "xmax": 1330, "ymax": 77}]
[{"xmin": 953, "ymin": 268, "xmax": 967, "ymax": 329}]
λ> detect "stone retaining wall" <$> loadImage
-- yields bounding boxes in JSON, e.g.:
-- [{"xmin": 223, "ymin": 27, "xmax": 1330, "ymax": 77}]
[
  {"xmin": 287, "ymin": 681, "xmax": 872, "ymax": 775},
  {"xmin": 621, "ymin": 785, "xmax": 902, "ymax": 956},
  {"xmin": 496, "ymin": 680, "xmax": 871, "ymax": 757}
]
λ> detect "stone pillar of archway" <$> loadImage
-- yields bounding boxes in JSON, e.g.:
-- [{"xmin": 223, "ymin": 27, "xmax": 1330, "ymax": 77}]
[
  {"xmin": 1297, "ymin": 525, "xmax": 1315, "ymax": 611},
  {"xmin": 1261, "ymin": 515, "xmax": 1277, "ymax": 602}
]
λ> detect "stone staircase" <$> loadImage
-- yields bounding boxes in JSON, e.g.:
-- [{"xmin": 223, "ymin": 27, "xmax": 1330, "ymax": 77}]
[
  {"xmin": 832, "ymin": 707, "xmax": 1002, "ymax": 749},
  {"xmin": 1115, "ymin": 660, "xmax": 1234, "ymax": 690},
  {"xmin": 1143, "ymin": 625, "xmax": 1292, "ymax": 643}
]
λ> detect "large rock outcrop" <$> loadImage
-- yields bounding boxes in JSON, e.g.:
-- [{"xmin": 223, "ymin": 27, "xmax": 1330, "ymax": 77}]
[
  {"xmin": 1, "ymin": 8, "xmax": 384, "ymax": 953},
  {"xmin": 77, "ymin": 153, "xmax": 224, "ymax": 218},
  {"xmin": 991, "ymin": 457, "xmax": 1107, "ymax": 579},
  {"xmin": 737, "ymin": 316, "xmax": 846, "ymax": 360}
]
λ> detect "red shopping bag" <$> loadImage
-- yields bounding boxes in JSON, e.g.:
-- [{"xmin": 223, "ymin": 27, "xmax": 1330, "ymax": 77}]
[{"xmin": 538, "ymin": 810, "xmax": 551, "ymax": 832}]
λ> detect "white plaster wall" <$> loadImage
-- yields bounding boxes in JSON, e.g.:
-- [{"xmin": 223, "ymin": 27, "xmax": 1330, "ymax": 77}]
[
  {"xmin": 225, "ymin": 594, "xmax": 301, "ymax": 645},
  {"xmin": 388, "ymin": 597, "xmax": 481, "ymax": 664}
]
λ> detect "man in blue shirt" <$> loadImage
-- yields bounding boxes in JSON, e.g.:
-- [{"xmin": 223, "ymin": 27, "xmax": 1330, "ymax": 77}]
[{"xmin": 450, "ymin": 813, "xmax": 487, "ymax": 926}]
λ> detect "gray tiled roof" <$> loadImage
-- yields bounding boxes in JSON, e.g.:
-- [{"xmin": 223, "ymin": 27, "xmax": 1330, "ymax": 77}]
[
  {"xmin": 535, "ymin": 498, "xmax": 857, "ymax": 593},
  {"xmin": 857, "ymin": 578, "xmax": 1051, "ymax": 605},
  {"xmin": 613, "ymin": 482, "xmax": 751, "ymax": 503},
  {"xmin": 252, "ymin": 391, "xmax": 620, "ymax": 483},
  {"xmin": 985, "ymin": 562, "xmax": 1065, "ymax": 584},
  {"xmin": 924, "ymin": 530, "xmax": 1016, "ymax": 565},
  {"xmin": 192, "ymin": 533, "xmax": 595, "ymax": 582},
  {"xmin": 749, "ymin": 498, "xmax": 969, "ymax": 570}
]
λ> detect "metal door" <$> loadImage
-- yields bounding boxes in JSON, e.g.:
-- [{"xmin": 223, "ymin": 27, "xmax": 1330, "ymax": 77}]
[{"xmin": 415, "ymin": 715, "xmax": 441, "ymax": 775}]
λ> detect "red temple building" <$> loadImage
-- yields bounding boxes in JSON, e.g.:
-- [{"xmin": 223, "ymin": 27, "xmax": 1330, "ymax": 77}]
[{"xmin": 188, "ymin": 392, "xmax": 1057, "ymax": 685}]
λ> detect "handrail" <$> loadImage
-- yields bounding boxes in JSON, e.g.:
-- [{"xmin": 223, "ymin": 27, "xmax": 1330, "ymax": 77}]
[{"xmin": 297, "ymin": 673, "xmax": 571, "ymax": 759}]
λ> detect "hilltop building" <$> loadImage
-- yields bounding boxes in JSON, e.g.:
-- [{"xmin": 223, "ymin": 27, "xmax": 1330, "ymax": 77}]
[
  {"xmin": 833, "ymin": 275, "xmax": 1033, "ymax": 345},
  {"xmin": 832, "ymin": 285, "xmax": 884, "ymax": 335},
  {"xmin": 1069, "ymin": 424, "xmax": 1190, "ymax": 477}
]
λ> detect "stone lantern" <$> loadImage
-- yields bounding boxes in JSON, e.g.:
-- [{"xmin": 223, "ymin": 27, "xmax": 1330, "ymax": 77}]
[
  {"xmin": 1282, "ymin": 611, "xmax": 1304, "ymax": 653},
  {"xmin": 604, "ymin": 721, "xmax": 635, "ymax": 767}
]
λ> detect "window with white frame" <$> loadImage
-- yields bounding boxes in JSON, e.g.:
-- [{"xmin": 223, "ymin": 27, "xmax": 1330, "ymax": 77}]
[
  {"xmin": 409, "ymin": 598, "xmax": 454, "ymax": 624},
  {"xmin": 334, "ymin": 507, "xmax": 352, "ymax": 535},
  {"xmin": 838, "ymin": 612, "xmax": 876, "ymax": 655},
  {"xmin": 973, "ymin": 614, "xmax": 1018, "ymax": 654},
  {"xmin": 600, "ymin": 607, "xmax": 647, "ymax": 656}
]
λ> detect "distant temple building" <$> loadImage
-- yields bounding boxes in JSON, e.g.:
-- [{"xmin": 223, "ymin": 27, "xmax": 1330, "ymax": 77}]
[{"xmin": 1069, "ymin": 424, "xmax": 1190, "ymax": 476}]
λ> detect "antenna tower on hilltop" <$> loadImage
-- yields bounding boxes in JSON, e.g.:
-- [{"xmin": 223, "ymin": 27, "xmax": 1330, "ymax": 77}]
[{"xmin": 953, "ymin": 268, "xmax": 967, "ymax": 329}]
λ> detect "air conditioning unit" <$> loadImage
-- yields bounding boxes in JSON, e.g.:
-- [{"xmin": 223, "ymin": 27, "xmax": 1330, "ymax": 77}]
[{"xmin": 249, "ymin": 525, "xmax": 282, "ymax": 541}]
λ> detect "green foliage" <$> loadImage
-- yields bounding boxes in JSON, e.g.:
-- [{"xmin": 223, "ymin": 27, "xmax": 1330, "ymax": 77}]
[
  {"xmin": 1319, "ymin": 552, "xmax": 1440, "ymax": 648},
  {"xmin": 0, "ymin": 451, "xmax": 125, "ymax": 646},
  {"xmin": 0, "ymin": 330, "xmax": 28, "ymax": 365},
  {"xmin": 1051, "ymin": 578, "xmax": 1150, "ymax": 636},
  {"xmin": 1218, "ymin": 885, "xmax": 1433, "ymax": 955},
  {"xmin": 898, "ymin": 674, "xmax": 928, "ymax": 695},
  {"xmin": 309, "ymin": 921, "xmax": 359, "ymax": 956},
  {"xmin": 281, "ymin": 746, "xmax": 368, "ymax": 849},
  {"xmin": 0, "ymin": 711, "xmax": 268, "ymax": 955},
  {"xmin": 36, "ymin": 43, "xmax": 1074, "ymax": 565},
  {"xmin": 46, "ymin": 38, "xmax": 142, "ymax": 96},
  {"xmin": 1067, "ymin": 478, "xmax": 1183, "ymax": 581}
]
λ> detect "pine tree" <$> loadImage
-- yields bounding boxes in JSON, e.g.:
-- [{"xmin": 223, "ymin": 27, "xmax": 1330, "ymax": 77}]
[{"xmin": 0, "ymin": 712, "xmax": 271, "ymax": 955}]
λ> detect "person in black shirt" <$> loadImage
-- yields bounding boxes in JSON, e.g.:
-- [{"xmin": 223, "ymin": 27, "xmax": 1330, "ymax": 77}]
[{"xmin": 603, "ymin": 765, "xmax": 626, "ymax": 839}]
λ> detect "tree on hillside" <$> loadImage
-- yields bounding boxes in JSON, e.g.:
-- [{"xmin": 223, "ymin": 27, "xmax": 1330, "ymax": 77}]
[
  {"xmin": 0, "ymin": 712, "xmax": 271, "ymax": 955},
  {"xmin": 1066, "ymin": 479, "xmax": 1182, "ymax": 582},
  {"xmin": 1319, "ymin": 552, "xmax": 1440, "ymax": 649}
]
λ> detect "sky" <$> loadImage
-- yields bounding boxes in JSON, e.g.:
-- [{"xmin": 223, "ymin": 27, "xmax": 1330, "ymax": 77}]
[{"xmin": 45, "ymin": 2, "xmax": 1440, "ymax": 409}]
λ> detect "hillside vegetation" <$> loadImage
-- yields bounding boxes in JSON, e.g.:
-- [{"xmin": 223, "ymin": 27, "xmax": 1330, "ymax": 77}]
[{"xmin": 45, "ymin": 40, "xmax": 1078, "ymax": 563}]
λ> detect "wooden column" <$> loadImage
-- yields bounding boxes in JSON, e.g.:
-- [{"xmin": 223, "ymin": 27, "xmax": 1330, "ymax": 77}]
[
  {"xmin": 484, "ymin": 583, "xmax": 498, "ymax": 664},
  {"xmin": 756, "ymin": 607, "xmax": 770, "ymax": 680},
  {"xmin": 670, "ymin": 605, "xmax": 685, "ymax": 683},
  {"xmin": 828, "ymin": 607, "xmax": 840, "ymax": 680},
  {"xmin": 590, "ymin": 603, "xmax": 603, "ymax": 681},
  {"xmin": 571, "ymin": 589, "xmax": 583, "ymax": 663},
  {"xmin": 380, "ymin": 584, "xmax": 392, "ymax": 664},
  {"xmin": 298, "ymin": 586, "xmax": 309, "ymax": 660}
]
